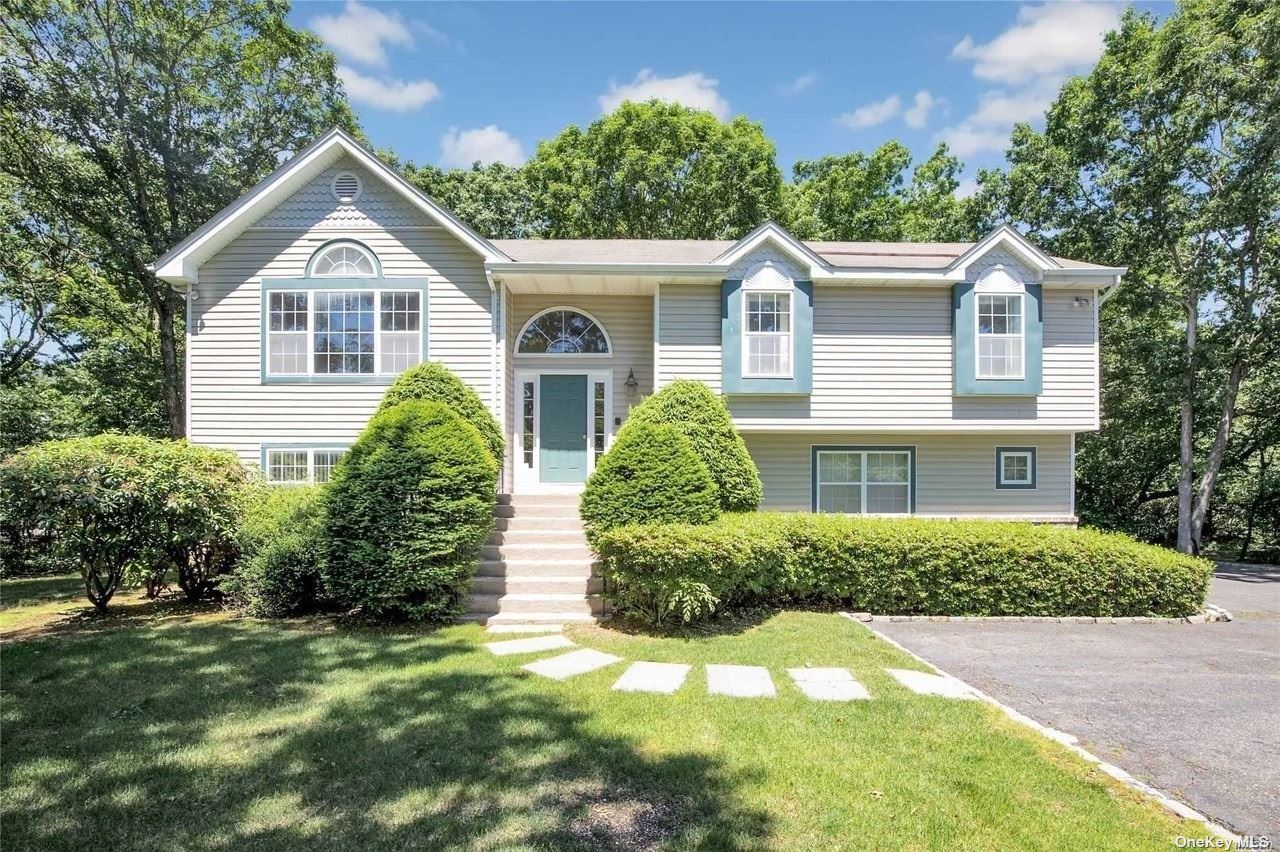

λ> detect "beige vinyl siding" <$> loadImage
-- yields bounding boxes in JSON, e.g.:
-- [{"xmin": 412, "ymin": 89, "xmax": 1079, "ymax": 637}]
[
  {"xmin": 744, "ymin": 432, "xmax": 1073, "ymax": 518},
  {"xmin": 189, "ymin": 224, "xmax": 492, "ymax": 467},
  {"xmin": 507, "ymin": 293, "xmax": 654, "ymax": 431},
  {"xmin": 658, "ymin": 283, "xmax": 1098, "ymax": 430}
]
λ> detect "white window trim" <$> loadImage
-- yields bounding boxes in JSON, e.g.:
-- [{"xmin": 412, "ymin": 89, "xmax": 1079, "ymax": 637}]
[
  {"xmin": 515, "ymin": 306, "xmax": 613, "ymax": 358},
  {"xmin": 266, "ymin": 286, "xmax": 423, "ymax": 377},
  {"xmin": 512, "ymin": 368, "xmax": 612, "ymax": 494},
  {"xmin": 975, "ymin": 291, "xmax": 1027, "ymax": 380},
  {"xmin": 306, "ymin": 240, "xmax": 379, "ymax": 278},
  {"xmin": 996, "ymin": 449, "xmax": 1036, "ymax": 488},
  {"xmin": 264, "ymin": 446, "xmax": 348, "ymax": 485},
  {"xmin": 742, "ymin": 289, "xmax": 795, "ymax": 379},
  {"xmin": 814, "ymin": 448, "xmax": 914, "ymax": 516}
]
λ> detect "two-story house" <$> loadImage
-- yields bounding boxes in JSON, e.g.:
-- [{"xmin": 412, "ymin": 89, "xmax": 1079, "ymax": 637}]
[{"xmin": 155, "ymin": 128, "xmax": 1123, "ymax": 526}]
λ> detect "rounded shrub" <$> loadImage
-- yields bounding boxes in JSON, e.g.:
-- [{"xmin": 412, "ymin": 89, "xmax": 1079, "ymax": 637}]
[
  {"xmin": 625, "ymin": 380, "xmax": 762, "ymax": 511},
  {"xmin": 579, "ymin": 421, "xmax": 719, "ymax": 541},
  {"xmin": 377, "ymin": 362, "xmax": 504, "ymax": 465},
  {"xmin": 221, "ymin": 484, "xmax": 328, "ymax": 618},
  {"xmin": 321, "ymin": 401, "xmax": 498, "ymax": 621},
  {"xmin": 0, "ymin": 435, "xmax": 249, "ymax": 610}
]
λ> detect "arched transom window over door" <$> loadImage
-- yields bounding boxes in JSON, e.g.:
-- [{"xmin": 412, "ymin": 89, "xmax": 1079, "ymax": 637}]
[{"xmin": 517, "ymin": 308, "xmax": 611, "ymax": 354}]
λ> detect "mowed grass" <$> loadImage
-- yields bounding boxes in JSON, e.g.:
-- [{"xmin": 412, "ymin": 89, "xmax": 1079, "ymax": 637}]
[{"xmin": 1, "ymin": 601, "xmax": 1191, "ymax": 850}]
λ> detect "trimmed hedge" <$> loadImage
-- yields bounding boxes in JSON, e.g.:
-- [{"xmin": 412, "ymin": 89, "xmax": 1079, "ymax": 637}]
[
  {"xmin": 579, "ymin": 421, "xmax": 720, "ymax": 542},
  {"xmin": 0, "ymin": 435, "xmax": 248, "ymax": 610},
  {"xmin": 593, "ymin": 513, "xmax": 1214, "ymax": 624},
  {"xmin": 221, "ymin": 485, "xmax": 328, "ymax": 618},
  {"xmin": 322, "ymin": 401, "xmax": 498, "ymax": 621},
  {"xmin": 377, "ymin": 362, "xmax": 504, "ymax": 465},
  {"xmin": 625, "ymin": 380, "xmax": 762, "ymax": 512}
]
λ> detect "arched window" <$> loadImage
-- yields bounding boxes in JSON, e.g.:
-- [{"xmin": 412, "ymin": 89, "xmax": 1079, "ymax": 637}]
[
  {"xmin": 307, "ymin": 241, "xmax": 379, "ymax": 277},
  {"xmin": 517, "ymin": 308, "xmax": 611, "ymax": 354}
]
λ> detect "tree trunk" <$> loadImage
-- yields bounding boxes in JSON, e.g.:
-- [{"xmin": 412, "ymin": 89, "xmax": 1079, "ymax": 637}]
[
  {"xmin": 1189, "ymin": 357, "xmax": 1248, "ymax": 552},
  {"xmin": 155, "ymin": 287, "xmax": 185, "ymax": 438},
  {"xmin": 1176, "ymin": 282, "xmax": 1198, "ymax": 553}
]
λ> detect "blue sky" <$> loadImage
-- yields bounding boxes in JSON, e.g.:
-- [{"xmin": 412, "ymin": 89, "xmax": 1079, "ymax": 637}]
[{"xmin": 290, "ymin": 1, "xmax": 1170, "ymax": 191}]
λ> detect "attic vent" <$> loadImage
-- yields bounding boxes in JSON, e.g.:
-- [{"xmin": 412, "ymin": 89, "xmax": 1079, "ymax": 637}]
[{"xmin": 331, "ymin": 171, "xmax": 362, "ymax": 204}]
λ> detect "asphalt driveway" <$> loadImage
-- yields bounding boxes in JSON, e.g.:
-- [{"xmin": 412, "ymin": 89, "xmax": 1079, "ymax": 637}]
[{"xmin": 872, "ymin": 563, "xmax": 1280, "ymax": 838}]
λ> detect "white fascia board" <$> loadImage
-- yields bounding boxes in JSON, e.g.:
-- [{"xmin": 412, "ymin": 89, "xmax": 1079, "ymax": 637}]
[
  {"xmin": 150, "ymin": 128, "xmax": 508, "ymax": 285},
  {"xmin": 486, "ymin": 261, "xmax": 723, "ymax": 278},
  {"xmin": 712, "ymin": 221, "xmax": 830, "ymax": 272},
  {"xmin": 733, "ymin": 421, "xmax": 1099, "ymax": 433},
  {"xmin": 950, "ymin": 225, "xmax": 1058, "ymax": 274}
]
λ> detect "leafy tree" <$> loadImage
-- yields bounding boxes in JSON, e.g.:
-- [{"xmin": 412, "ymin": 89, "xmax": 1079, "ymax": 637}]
[
  {"xmin": 524, "ymin": 100, "xmax": 784, "ymax": 239},
  {"xmin": 786, "ymin": 143, "xmax": 981, "ymax": 242},
  {"xmin": 0, "ymin": 0, "xmax": 357, "ymax": 437},
  {"xmin": 404, "ymin": 161, "xmax": 536, "ymax": 239},
  {"xmin": 999, "ymin": 0, "xmax": 1280, "ymax": 553}
]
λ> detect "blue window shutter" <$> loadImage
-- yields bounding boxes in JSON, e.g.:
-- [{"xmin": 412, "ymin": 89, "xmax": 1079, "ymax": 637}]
[
  {"xmin": 953, "ymin": 281, "xmax": 1042, "ymax": 396},
  {"xmin": 721, "ymin": 279, "xmax": 812, "ymax": 395}
]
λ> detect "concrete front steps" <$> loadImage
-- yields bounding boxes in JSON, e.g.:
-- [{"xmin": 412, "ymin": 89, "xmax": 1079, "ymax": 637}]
[{"xmin": 463, "ymin": 494, "xmax": 605, "ymax": 626}]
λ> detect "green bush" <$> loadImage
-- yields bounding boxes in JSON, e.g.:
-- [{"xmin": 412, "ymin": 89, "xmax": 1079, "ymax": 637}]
[
  {"xmin": 594, "ymin": 513, "xmax": 1214, "ymax": 624},
  {"xmin": 322, "ymin": 401, "xmax": 498, "ymax": 621},
  {"xmin": 220, "ymin": 485, "xmax": 328, "ymax": 617},
  {"xmin": 626, "ymin": 380, "xmax": 762, "ymax": 511},
  {"xmin": 378, "ymin": 362, "xmax": 504, "ymax": 465},
  {"xmin": 579, "ymin": 421, "xmax": 720, "ymax": 541},
  {"xmin": 0, "ymin": 435, "xmax": 248, "ymax": 610}
]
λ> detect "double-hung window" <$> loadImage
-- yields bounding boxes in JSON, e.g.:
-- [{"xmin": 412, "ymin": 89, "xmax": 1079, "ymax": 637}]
[
  {"xmin": 814, "ymin": 447, "xmax": 913, "ymax": 514},
  {"xmin": 264, "ymin": 242, "xmax": 423, "ymax": 379},
  {"xmin": 976, "ymin": 293, "xmax": 1024, "ymax": 379},
  {"xmin": 744, "ymin": 291, "xmax": 792, "ymax": 377},
  {"xmin": 264, "ymin": 447, "xmax": 346, "ymax": 484}
]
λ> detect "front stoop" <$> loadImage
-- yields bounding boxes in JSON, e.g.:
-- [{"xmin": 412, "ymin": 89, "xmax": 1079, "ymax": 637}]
[{"xmin": 462, "ymin": 494, "xmax": 606, "ymax": 626}]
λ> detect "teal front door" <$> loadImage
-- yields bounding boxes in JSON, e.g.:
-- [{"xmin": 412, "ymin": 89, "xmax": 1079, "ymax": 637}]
[{"xmin": 538, "ymin": 374, "xmax": 589, "ymax": 483}]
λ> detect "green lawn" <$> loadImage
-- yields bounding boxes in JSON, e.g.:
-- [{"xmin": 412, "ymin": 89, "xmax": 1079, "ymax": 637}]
[
  {"xmin": 0, "ymin": 598, "xmax": 1190, "ymax": 850},
  {"xmin": 0, "ymin": 572, "xmax": 86, "ymax": 632}
]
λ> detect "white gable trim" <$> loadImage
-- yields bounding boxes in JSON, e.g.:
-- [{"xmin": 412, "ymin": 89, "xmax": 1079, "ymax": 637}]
[
  {"xmin": 151, "ymin": 128, "xmax": 508, "ymax": 285},
  {"xmin": 950, "ymin": 225, "xmax": 1058, "ymax": 276},
  {"xmin": 712, "ymin": 221, "xmax": 829, "ymax": 275}
]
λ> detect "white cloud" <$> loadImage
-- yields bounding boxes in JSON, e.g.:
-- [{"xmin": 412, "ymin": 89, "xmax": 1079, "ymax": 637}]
[
  {"xmin": 311, "ymin": 0, "xmax": 413, "ymax": 67},
  {"xmin": 838, "ymin": 94, "xmax": 902, "ymax": 130},
  {"xmin": 778, "ymin": 72, "xmax": 819, "ymax": 97},
  {"xmin": 440, "ymin": 126, "xmax": 526, "ymax": 168},
  {"xmin": 941, "ymin": 2, "xmax": 1122, "ymax": 158},
  {"xmin": 903, "ymin": 91, "xmax": 936, "ymax": 129},
  {"xmin": 950, "ymin": 2, "xmax": 1122, "ymax": 85},
  {"xmin": 338, "ymin": 65, "xmax": 440, "ymax": 112},
  {"xmin": 598, "ymin": 69, "xmax": 730, "ymax": 120}
]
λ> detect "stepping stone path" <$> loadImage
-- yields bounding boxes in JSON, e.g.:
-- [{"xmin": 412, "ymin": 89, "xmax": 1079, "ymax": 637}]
[
  {"xmin": 787, "ymin": 668, "xmax": 870, "ymax": 701},
  {"xmin": 706, "ymin": 664, "xmax": 776, "ymax": 698},
  {"xmin": 522, "ymin": 649, "xmax": 622, "ymax": 681},
  {"xmin": 487, "ymin": 632, "xmax": 977, "ymax": 704},
  {"xmin": 484, "ymin": 635, "xmax": 576, "ymax": 656},
  {"xmin": 886, "ymin": 668, "xmax": 977, "ymax": 700},
  {"xmin": 612, "ymin": 662, "xmax": 691, "ymax": 695}
]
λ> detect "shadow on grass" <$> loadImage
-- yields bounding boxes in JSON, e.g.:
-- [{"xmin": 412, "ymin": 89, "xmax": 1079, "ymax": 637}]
[
  {"xmin": 0, "ymin": 572, "xmax": 83, "ymax": 609},
  {"xmin": 2, "ymin": 619, "xmax": 771, "ymax": 850}
]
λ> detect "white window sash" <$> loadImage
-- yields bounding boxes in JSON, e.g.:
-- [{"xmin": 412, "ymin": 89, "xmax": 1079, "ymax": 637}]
[
  {"xmin": 265, "ymin": 447, "xmax": 348, "ymax": 484},
  {"xmin": 265, "ymin": 287, "xmax": 422, "ymax": 377},
  {"xmin": 742, "ymin": 290, "xmax": 794, "ymax": 379},
  {"xmin": 816, "ymin": 450, "xmax": 912, "ymax": 515},
  {"xmin": 975, "ymin": 293, "xmax": 1026, "ymax": 380},
  {"xmin": 998, "ymin": 451, "xmax": 1034, "ymax": 486}
]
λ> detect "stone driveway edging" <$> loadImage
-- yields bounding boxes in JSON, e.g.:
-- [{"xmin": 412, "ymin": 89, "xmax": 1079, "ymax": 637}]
[
  {"xmin": 844, "ymin": 607, "xmax": 1233, "ymax": 624},
  {"xmin": 844, "ymin": 612, "xmax": 1242, "ymax": 844}
]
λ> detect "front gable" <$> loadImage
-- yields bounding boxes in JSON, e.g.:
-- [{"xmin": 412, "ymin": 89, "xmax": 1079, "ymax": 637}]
[{"xmin": 256, "ymin": 157, "xmax": 426, "ymax": 231}]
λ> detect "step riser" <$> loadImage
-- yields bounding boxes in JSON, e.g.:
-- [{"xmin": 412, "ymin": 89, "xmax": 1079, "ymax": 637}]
[
  {"xmin": 481, "ymin": 544, "xmax": 594, "ymax": 561},
  {"xmin": 466, "ymin": 596, "xmax": 604, "ymax": 616},
  {"xmin": 493, "ymin": 505, "xmax": 582, "ymax": 520},
  {"xmin": 472, "ymin": 577, "xmax": 604, "ymax": 595},
  {"xmin": 460, "ymin": 612, "xmax": 597, "ymax": 625},
  {"xmin": 491, "ymin": 517, "xmax": 586, "ymax": 533},
  {"xmin": 501, "ymin": 494, "xmax": 580, "ymax": 506},
  {"xmin": 488, "ymin": 530, "xmax": 591, "ymax": 546},
  {"xmin": 476, "ymin": 560, "xmax": 598, "ymax": 578}
]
